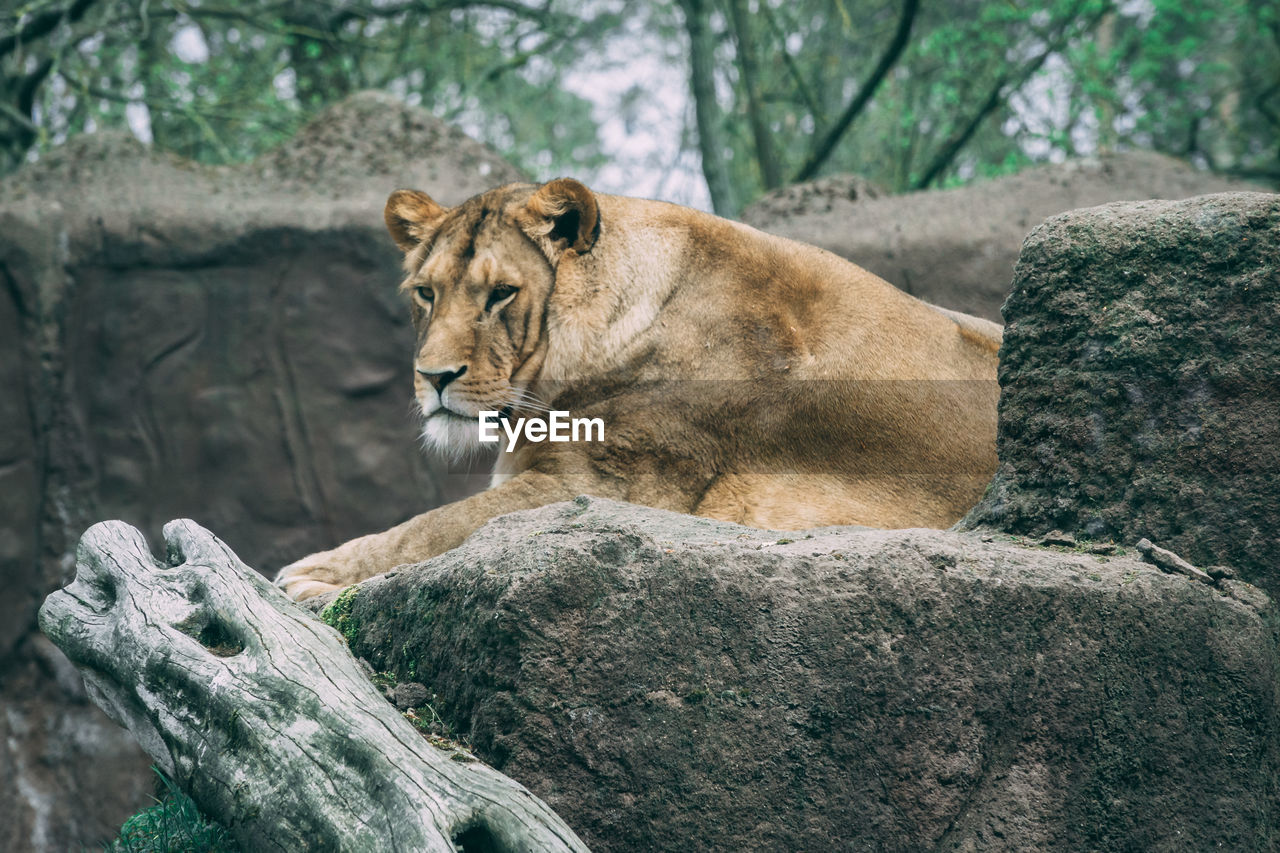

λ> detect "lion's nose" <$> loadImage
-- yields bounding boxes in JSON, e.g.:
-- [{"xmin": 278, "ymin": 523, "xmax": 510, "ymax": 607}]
[{"xmin": 417, "ymin": 364, "xmax": 467, "ymax": 393}]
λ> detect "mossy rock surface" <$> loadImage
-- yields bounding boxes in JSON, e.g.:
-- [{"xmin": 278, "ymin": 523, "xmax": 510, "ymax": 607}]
[
  {"xmin": 326, "ymin": 496, "xmax": 1280, "ymax": 852},
  {"xmin": 963, "ymin": 191, "xmax": 1280, "ymax": 598}
]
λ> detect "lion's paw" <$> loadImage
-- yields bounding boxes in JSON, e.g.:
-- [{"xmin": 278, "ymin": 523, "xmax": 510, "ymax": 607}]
[
  {"xmin": 274, "ymin": 554, "xmax": 350, "ymax": 601},
  {"xmin": 276, "ymin": 574, "xmax": 343, "ymax": 601}
]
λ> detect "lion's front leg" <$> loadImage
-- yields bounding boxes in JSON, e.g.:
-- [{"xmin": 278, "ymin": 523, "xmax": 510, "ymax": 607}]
[{"xmin": 275, "ymin": 470, "xmax": 575, "ymax": 600}]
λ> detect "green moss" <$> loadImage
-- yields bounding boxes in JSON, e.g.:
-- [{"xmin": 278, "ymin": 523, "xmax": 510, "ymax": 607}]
[{"xmin": 319, "ymin": 585, "xmax": 361, "ymax": 644}]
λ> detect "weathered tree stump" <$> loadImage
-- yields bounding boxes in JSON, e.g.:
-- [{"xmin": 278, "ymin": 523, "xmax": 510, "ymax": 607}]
[{"xmin": 38, "ymin": 519, "xmax": 589, "ymax": 853}]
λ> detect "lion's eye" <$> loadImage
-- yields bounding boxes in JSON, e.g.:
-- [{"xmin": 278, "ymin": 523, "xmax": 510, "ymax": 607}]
[
  {"xmin": 486, "ymin": 284, "xmax": 518, "ymax": 310},
  {"xmin": 413, "ymin": 285, "xmax": 434, "ymax": 306}
]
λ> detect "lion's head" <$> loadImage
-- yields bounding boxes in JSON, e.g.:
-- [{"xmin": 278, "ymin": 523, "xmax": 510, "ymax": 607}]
[{"xmin": 383, "ymin": 179, "xmax": 599, "ymax": 456}]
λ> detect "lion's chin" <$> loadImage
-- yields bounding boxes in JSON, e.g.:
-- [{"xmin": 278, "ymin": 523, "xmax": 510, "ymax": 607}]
[{"xmin": 419, "ymin": 408, "xmax": 490, "ymax": 462}]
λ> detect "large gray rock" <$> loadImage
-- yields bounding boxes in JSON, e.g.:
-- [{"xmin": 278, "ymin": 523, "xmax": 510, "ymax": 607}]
[
  {"xmin": 329, "ymin": 496, "xmax": 1280, "ymax": 852},
  {"xmin": 0, "ymin": 91, "xmax": 521, "ymax": 852},
  {"xmin": 963, "ymin": 192, "xmax": 1280, "ymax": 599},
  {"xmin": 741, "ymin": 152, "xmax": 1269, "ymax": 320}
]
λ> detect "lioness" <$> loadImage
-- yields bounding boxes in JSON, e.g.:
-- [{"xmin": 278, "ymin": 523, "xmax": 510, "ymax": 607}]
[{"xmin": 276, "ymin": 178, "xmax": 1000, "ymax": 600}]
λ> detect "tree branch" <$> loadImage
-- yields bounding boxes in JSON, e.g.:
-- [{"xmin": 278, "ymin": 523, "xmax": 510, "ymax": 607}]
[
  {"xmin": 0, "ymin": 0, "xmax": 101, "ymax": 59},
  {"xmin": 59, "ymin": 71, "xmax": 287, "ymax": 124},
  {"xmin": 758, "ymin": 3, "xmax": 824, "ymax": 126},
  {"xmin": 325, "ymin": 0, "xmax": 564, "ymax": 30},
  {"xmin": 0, "ymin": 101, "xmax": 41, "ymax": 135},
  {"xmin": 39, "ymin": 519, "xmax": 591, "ymax": 853},
  {"xmin": 792, "ymin": 0, "xmax": 919, "ymax": 183},
  {"xmin": 15, "ymin": 57, "xmax": 54, "ymax": 119},
  {"xmin": 912, "ymin": 0, "xmax": 1112, "ymax": 189}
]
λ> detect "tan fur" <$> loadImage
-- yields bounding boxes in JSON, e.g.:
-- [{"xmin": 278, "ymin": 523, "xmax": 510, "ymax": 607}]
[{"xmin": 276, "ymin": 180, "xmax": 999, "ymax": 599}]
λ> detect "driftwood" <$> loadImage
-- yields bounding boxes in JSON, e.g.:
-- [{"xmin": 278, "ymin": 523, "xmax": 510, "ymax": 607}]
[{"xmin": 38, "ymin": 519, "xmax": 589, "ymax": 853}]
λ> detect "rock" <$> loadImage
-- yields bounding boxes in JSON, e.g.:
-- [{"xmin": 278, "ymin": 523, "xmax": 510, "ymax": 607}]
[
  {"xmin": 741, "ymin": 152, "xmax": 1269, "ymax": 320},
  {"xmin": 1135, "ymin": 538, "xmax": 1214, "ymax": 585},
  {"xmin": 1220, "ymin": 579, "xmax": 1272, "ymax": 612},
  {"xmin": 0, "ymin": 92, "xmax": 522, "ymax": 852},
  {"xmin": 739, "ymin": 173, "xmax": 884, "ymax": 220},
  {"xmin": 392, "ymin": 681, "xmax": 433, "ymax": 711},
  {"xmin": 251, "ymin": 90, "xmax": 517, "ymax": 201},
  {"xmin": 324, "ymin": 497, "xmax": 1280, "ymax": 852},
  {"xmin": 0, "ymin": 211, "xmax": 52, "ymax": 663},
  {"xmin": 1038, "ymin": 530, "xmax": 1076, "ymax": 547},
  {"xmin": 962, "ymin": 192, "xmax": 1280, "ymax": 599}
]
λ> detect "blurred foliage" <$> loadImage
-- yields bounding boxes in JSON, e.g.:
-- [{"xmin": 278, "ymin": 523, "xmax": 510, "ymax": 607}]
[
  {"xmin": 2, "ymin": 0, "xmax": 1276, "ymax": 210},
  {"xmin": 703, "ymin": 0, "xmax": 1279, "ymax": 208},
  {"xmin": 0, "ymin": 0, "xmax": 616, "ymax": 177}
]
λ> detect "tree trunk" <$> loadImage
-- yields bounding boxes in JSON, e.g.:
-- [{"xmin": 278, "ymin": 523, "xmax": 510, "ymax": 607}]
[
  {"xmin": 38, "ymin": 518, "xmax": 590, "ymax": 853},
  {"xmin": 727, "ymin": 0, "xmax": 782, "ymax": 192},
  {"xmin": 678, "ymin": 0, "xmax": 738, "ymax": 217}
]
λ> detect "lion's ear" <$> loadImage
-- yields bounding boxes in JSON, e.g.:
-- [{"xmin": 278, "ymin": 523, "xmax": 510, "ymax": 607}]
[
  {"xmin": 384, "ymin": 189, "xmax": 447, "ymax": 252},
  {"xmin": 519, "ymin": 178, "xmax": 600, "ymax": 261}
]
